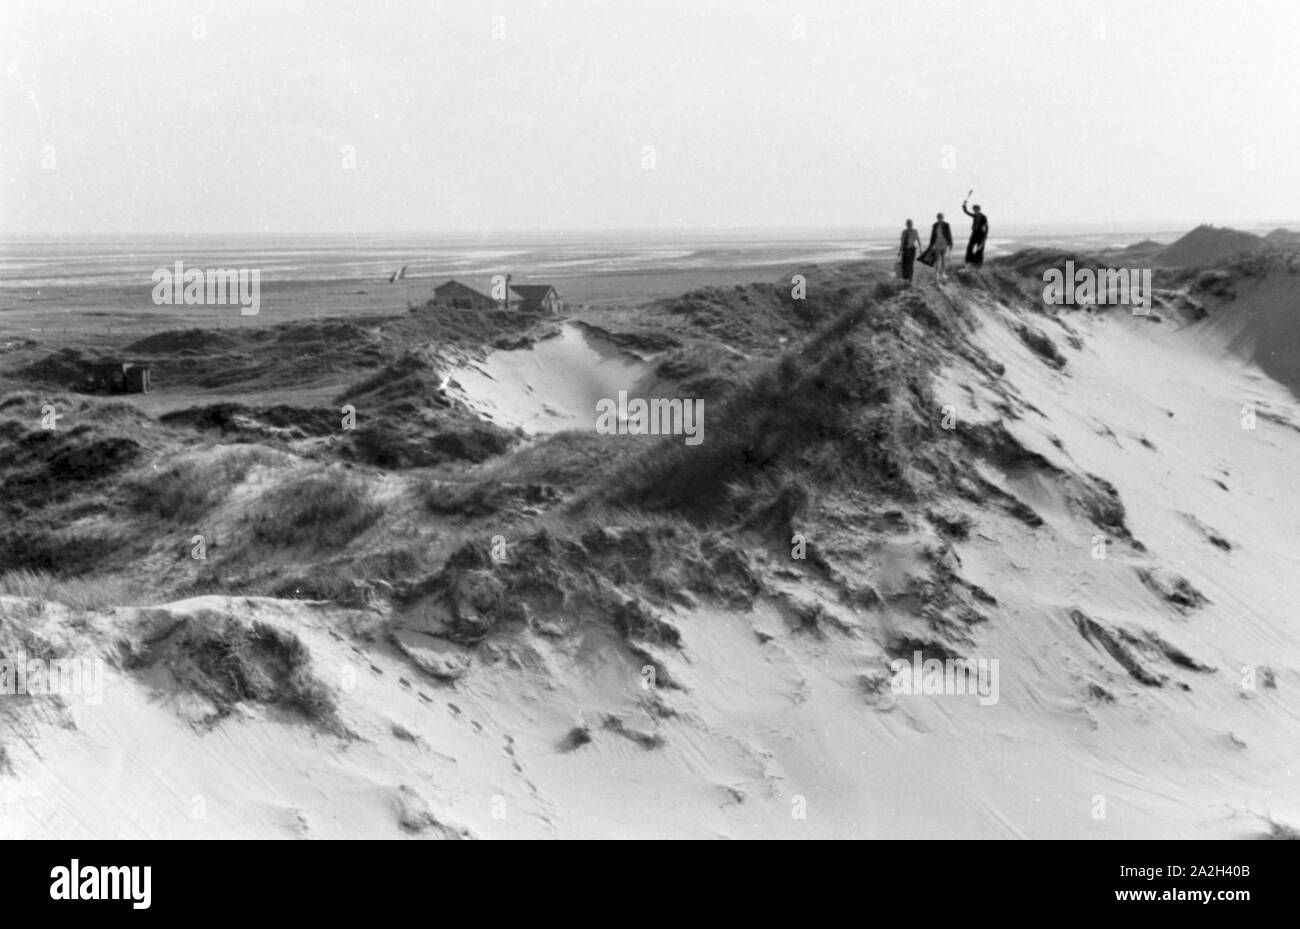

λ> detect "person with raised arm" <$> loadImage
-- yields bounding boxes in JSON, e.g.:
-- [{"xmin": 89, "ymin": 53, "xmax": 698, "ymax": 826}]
[{"xmin": 962, "ymin": 199, "xmax": 989, "ymax": 267}]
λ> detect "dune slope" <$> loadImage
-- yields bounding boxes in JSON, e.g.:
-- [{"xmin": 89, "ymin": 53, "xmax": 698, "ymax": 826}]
[{"xmin": 2, "ymin": 265, "xmax": 1298, "ymax": 839}]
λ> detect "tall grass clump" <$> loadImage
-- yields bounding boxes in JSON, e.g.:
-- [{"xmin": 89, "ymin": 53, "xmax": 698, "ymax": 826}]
[{"xmin": 250, "ymin": 469, "xmax": 384, "ymax": 549}]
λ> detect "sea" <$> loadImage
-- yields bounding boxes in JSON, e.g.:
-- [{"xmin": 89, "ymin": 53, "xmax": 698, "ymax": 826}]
[{"xmin": 0, "ymin": 227, "xmax": 1194, "ymax": 290}]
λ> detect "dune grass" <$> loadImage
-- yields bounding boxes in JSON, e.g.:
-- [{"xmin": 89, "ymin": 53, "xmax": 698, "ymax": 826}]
[
  {"xmin": 414, "ymin": 430, "xmax": 637, "ymax": 519},
  {"xmin": 126, "ymin": 446, "xmax": 284, "ymax": 524},
  {"xmin": 470, "ymin": 430, "xmax": 636, "ymax": 486},
  {"xmin": 1263, "ymin": 816, "xmax": 1300, "ymax": 840},
  {"xmin": 416, "ymin": 477, "xmax": 508, "ymax": 517},
  {"xmin": 0, "ymin": 568, "xmax": 162, "ymax": 611},
  {"xmin": 602, "ymin": 290, "xmax": 935, "ymax": 520},
  {"xmin": 249, "ymin": 468, "xmax": 384, "ymax": 550}
]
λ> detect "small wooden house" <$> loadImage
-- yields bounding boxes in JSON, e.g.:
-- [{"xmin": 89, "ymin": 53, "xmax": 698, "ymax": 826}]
[
  {"xmin": 431, "ymin": 280, "xmax": 496, "ymax": 310},
  {"xmin": 124, "ymin": 365, "xmax": 151, "ymax": 393},
  {"xmin": 86, "ymin": 362, "xmax": 129, "ymax": 393},
  {"xmin": 84, "ymin": 361, "xmax": 150, "ymax": 394},
  {"xmin": 509, "ymin": 284, "xmax": 562, "ymax": 314}
]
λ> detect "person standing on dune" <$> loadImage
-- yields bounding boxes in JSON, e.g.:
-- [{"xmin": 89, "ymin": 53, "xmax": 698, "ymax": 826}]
[
  {"xmin": 898, "ymin": 219, "xmax": 921, "ymax": 287},
  {"xmin": 962, "ymin": 200, "xmax": 988, "ymax": 267},
  {"xmin": 923, "ymin": 213, "xmax": 953, "ymax": 281}
]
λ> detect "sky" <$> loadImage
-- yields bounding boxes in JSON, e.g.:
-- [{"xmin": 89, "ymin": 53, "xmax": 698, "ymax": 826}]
[{"xmin": 2, "ymin": 0, "xmax": 1298, "ymax": 235}]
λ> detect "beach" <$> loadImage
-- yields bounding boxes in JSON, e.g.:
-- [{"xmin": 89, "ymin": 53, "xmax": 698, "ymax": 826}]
[{"xmin": 2, "ymin": 225, "xmax": 1300, "ymax": 839}]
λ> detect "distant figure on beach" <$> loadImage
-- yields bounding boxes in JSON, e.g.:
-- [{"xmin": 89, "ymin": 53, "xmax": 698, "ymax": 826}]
[
  {"xmin": 920, "ymin": 213, "xmax": 953, "ymax": 281},
  {"xmin": 962, "ymin": 201, "xmax": 988, "ymax": 267},
  {"xmin": 898, "ymin": 220, "xmax": 921, "ymax": 287}
]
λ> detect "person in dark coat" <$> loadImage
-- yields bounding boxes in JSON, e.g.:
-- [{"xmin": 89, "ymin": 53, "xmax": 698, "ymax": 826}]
[
  {"xmin": 962, "ymin": 200, "xmax": 988, "ymax": 267},
  {"xmin": 922, "ymin": 213, "xmax": 954, "ymax": 280},
  {"xmin": 898, "ymin": 219, "xmax": 921, "ymax": 287}
]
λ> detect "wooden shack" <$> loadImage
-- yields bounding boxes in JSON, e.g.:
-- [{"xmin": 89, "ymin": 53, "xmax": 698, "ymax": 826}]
[
  {"xmin": 431, "ymin": 280, "xmax": 496, "ymax": 310},
  {"xmin": 84, "ymin": 361, "xmax": 151, "ymax": 394},
  {"xmin": 124, "ymin": 365, "xmax": 151, "ymax": 393},
  {"xmin": 508, "ymin": 284, "xmax": 562, "ymax": 314}
]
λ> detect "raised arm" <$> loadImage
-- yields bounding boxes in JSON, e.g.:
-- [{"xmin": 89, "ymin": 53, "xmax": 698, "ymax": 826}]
[{"xmin": 963, "ymin": 202, "xmax": 975, "ymax": 218}]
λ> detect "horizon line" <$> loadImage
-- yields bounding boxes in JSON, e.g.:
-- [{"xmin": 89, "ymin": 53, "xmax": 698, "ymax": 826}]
[{"xmin": 3, "ymin": 220, "xmax": 1299, "ymax": 241}]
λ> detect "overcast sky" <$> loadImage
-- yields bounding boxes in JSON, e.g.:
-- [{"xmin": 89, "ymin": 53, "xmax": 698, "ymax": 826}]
[{"xmin": 2, "ymin": 0, "xmax": 1298, "ymax": 235}]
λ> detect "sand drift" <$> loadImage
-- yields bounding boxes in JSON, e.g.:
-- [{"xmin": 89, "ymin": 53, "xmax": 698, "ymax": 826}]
[{"xmin": 446, "ymin": 323, "xmax": 656, "ymax": 434}]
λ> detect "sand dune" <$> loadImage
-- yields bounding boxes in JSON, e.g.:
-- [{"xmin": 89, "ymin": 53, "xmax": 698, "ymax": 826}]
[
  {"xmin": 444, "ymin": 323, "xmax": 660, "ymax": 433},
  {"xmin": 1171, "ymin": 262, "xmax": 1300, "ymax": 396},
  {"xmin": 1153, "ymin": 224, "xmax": 1277, "ymax": 268},
  {"xmin": 1, "ymin": 258, "xmax": 1298, "ymax": 839}
]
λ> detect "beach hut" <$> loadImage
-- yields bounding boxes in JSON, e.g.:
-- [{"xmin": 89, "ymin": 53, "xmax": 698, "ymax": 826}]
[
  {"xmin": 83, "ymin": 361, "xmax": 151, "ymax": 394},
  {"xmin": 124, "ymin": 364, "xmax": 151, "ymax": 394},
  {"xmin": 431, "ymin": 280, "xmax": 496, "ymax": 310},
  {"xmin": 86, "ymin": 362, "xmax": 129, "ymax": 393},
  {"xmin": 508, "ymin": 284, "xmax": 562, "ymax": 314}
]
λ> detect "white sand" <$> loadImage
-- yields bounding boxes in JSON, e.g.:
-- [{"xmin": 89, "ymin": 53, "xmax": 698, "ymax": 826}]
[
  {"xmin": 3, "ymin": 286, "xmax": 1299, "ymax": 839},
  {"xmin": 445, "ymin": 324, "xmax": 657, "ymax": 434}
]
